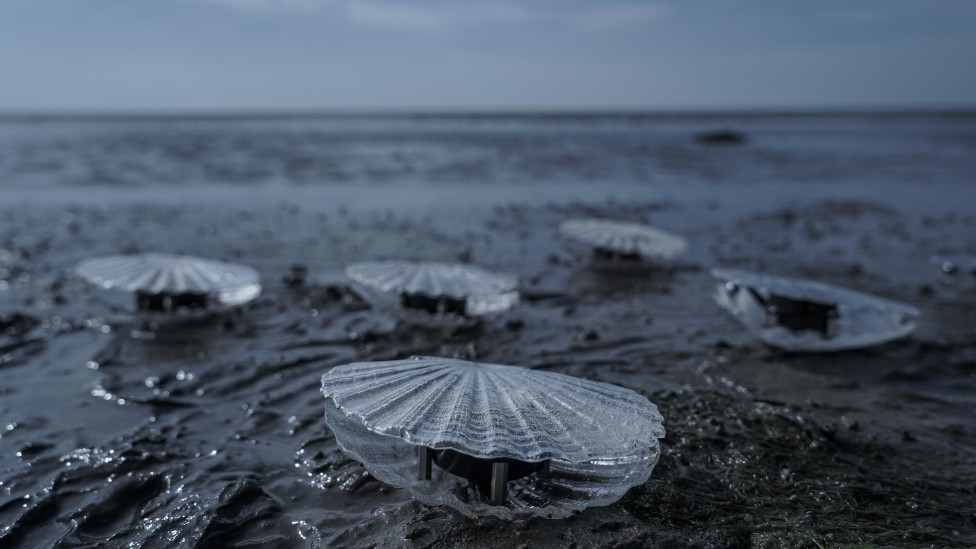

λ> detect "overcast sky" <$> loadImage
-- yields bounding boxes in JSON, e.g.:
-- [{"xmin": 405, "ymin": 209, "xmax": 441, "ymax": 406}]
[{"xmin": 1, "ymin": 0, "xmax": 974, "ymax": 111}]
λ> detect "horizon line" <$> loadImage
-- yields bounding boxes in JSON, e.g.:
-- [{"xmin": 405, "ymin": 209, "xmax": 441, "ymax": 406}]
[{"xmin": 1, "ymin": 104, "xmax": 974, "ymax": 121}]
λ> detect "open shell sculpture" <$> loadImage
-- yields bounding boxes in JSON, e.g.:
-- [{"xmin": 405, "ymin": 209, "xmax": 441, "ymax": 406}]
[
  {"xmin": 76, "ymin": 254, "xmax": 261, "ymax": 316},
  {"xmin": 559, "ymin": 218, "xmax": 687, "ymax": 271},
  {"xmin": 321, "ymin": 357, "xmax": 665, "ymax": 520},
  {"xmin": 712, "ymin": 268, "xmax": 919, "ymax": 352},
  {"xmin": 345, "ymin": 261, "xmax": 519, "ymax": 324}
]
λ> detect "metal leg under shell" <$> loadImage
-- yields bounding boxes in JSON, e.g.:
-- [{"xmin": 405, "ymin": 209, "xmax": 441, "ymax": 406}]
[
  {"xmin": 419, "ymin": 447, "xmax": 544, "ymax": 506},
  {"xmin": 490, "ymin": 461, "xmax": 509, "ymax": 506},
  {"xmin": 418, "ymin": 446, "xmax": 432, "ymax": 480}
]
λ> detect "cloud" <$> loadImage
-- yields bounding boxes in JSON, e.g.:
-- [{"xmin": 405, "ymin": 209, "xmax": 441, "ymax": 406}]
[
  {"xmin": 189, "ymin": 0, "xmax": 328, "ymax": 14},
  {"xmin": 571, "ymin": 4, "xmax": 670, "ymax": 31},
  {"xmin": 345, "ymin": 2, "xmax": 535, "ymax": 32},
  {"xmin": 345, "ymin": 3, "xmax": 443, "ymax": 31},
  {"xmin": 827, "ymin": 7, "xmax": 890, "ymax": 25},
  {"xmin": 185, "ymin": 0, "xmax": 662, "ymax": 33}
]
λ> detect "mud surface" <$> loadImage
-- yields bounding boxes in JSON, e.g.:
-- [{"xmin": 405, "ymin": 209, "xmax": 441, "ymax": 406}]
[{"xmin": 1, "ymin": 113, "xmax": 975, "ymax": 548}]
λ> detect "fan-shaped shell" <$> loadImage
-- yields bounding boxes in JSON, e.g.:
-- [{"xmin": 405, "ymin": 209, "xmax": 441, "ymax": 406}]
[
  {"xmin": 322, "ymin": 357, "xmax": 663, "ymax": 462},
  {"xmin": 346, "ymin": 261, "xmax": 516, "ymax": 299},
  {"xmin": 75, "ymin": 254, "xmax": 261, "ymax": 307},
  {"xmin": 712, "ymin": 268, "xmax": 918, "ymax": 352},
  {"xmin": 559, "ymin": 218, "xmax": 687, "ymax": 261},
  {"xmin": 321, "ymin": 357, "xmax": 665, "ymax": 519},
  {"xmin": 345, "ymin": 261, "xmax": 519, "ymax": 319}
]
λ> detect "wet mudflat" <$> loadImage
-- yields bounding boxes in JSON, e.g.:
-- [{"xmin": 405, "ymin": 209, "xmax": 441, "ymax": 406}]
[{"xmin": 1, "ymin": 190, "xmax": 974, "ymax": 548}]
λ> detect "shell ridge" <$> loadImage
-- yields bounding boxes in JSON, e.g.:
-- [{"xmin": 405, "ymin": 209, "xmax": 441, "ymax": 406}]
[
  {"xmin": 333, "ymin": 367, "xmax": 450, "ymax": 431},
  {"xmin": 347, "ymin": 261, "xmax": 515, "ymax": 300},
  {"xmin": 467, "ymin": 366, "xmax": 496, "ymax": 452},
  {"xmin": 114, "ymin": 258, "xmax": 151, "ymax": 288},
  {"xmin": 561, "ymin": 218, "xmax": 686, "ymax": 260},
  {"xmin": 440, "ymin": 366, "xmax": 476, "ymax": 451},
  {"xmin": 395, "ymin": 367, "xmax": 466, "ymax": 443},
  {"xmin": 336, "ymin": 365, "xmax": 449, "ymax": 421},
  {"xmin": 125, "ymin": 265, "xmax": 159, "ymax": 292},
  {"xmin": 172, "ymin": 261, "xmax": 192, "ymax": 293},
  {"xmin": 515, "ymin": 374, "xmax": 587, "ymax": 458},
  {"xmin": 541, "ymin": 376, "xmax": 664, "ymax": 447},
  {"xmin": 537, "ymin": 380, "xmax": 632, "ymax": 453},
  {"xmin": 87, "ymin": 257, "xmax": 129, "ymax": 288},
  {"xmin": 183, "ymin": 261, "xmax": 214, "ymax": 290},
  {"xmin": 76, "ymin": 254, "xmax": 259, "ymax": 303},
  {"xmin": 324, "ymin": 358, "xmax": 664, "ymax": 462},
  {"xmin": 149, "ymin": 266, "xmax": 172, "ymax": 294},
  {"xmin": 481, "ymin": 367, "xmax": 542, "ymax": 457},
  {"xmin": 324, "ymin": 361, "xmax": 437, "ymax": 396}
]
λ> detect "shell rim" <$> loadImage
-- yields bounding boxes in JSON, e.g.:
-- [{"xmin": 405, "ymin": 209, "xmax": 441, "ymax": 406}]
[
  {"xmin": 711, "ymin": 267, "xmax": 920, "ymax": 351},
  {"xmin": 344, "ymin": 260, "xmax": 518, "ymax": 300},
  {"xmin": 322, "ymin": 397, "xmax": 661, "ymax": 464},
  {"xmin": 320, "ymin": 357, "xmax": 665, "ymax": 463},
  {"xmin": 558, "ymin": 218, "xmax": 688, "ymax": 257},
  {"xmin": 75, "ymin": 253, "xmax": 261, "ymax": 304},
  {"xmin": 711, "ymin": 267, "xmax": 920, "ymax": 318},
  {"xmin": 323, "ymin": 400, "xmax": 662, "ymax": 520}
]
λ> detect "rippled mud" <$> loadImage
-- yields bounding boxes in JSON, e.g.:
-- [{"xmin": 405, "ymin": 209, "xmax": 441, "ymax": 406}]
[{"xmin": 1, "ymin": 196, "xmax": 974, "ymax": 548}]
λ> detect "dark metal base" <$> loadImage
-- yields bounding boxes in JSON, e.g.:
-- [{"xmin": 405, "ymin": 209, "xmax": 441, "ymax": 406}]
[
  {"xmin": 593, "ymin": 248, "xmax": 643, "ymax": 263},
  {"xmin": 765, "ymin": 293, "xmax": 838, "ymax": 335},
  {"xmin": 418, "ymin": 447, "xmax": 549, "ymax": 506},
  {"xmin": 400, "ymin": 292, "xmax": 467, "ymax": 316},
  {"xmin": 136, "ymin": 291, "xmax": 210, "ymax": 313},
  {"xmin": 742, "ymin": 287, "xmax": 838, "ymax": 337}
]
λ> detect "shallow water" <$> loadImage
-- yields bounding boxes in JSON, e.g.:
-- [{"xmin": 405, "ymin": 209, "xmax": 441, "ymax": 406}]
[
  {"xmin": 1, "ymin": 113, "xmax": 975, "ymax": 548},
  {"xmin": 2, "ymin": 111, "xmax": 975, "ymax": 191}
]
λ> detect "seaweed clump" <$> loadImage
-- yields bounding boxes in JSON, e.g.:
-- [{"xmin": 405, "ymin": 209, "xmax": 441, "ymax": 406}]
[{"xmin": 623, "ymin": 391, "xmax": 976, "ymax": 548}]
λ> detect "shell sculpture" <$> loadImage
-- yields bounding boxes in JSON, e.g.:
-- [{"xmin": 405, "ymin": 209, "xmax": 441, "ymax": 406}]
[
  {"xmin": 712, "ymin": 268, "xmax": 919, "ymax": 352},
  {"xmin": 76, "ymin": 254, "xmax": 261, "ymax": 315},
  {"xmin": 345, "ymin": 261, "xmax": 519, "ymax": 322},
  {"xmin": 559, "ymin": 218, "xmax": 687, "ymax": 271},
  {"xmin": 931, "ymin": 255, "xmax": 976, "ymax": 293},
  {"xmin": 321, "ymin": 357, "xmax": 665, "ymax": 520}
]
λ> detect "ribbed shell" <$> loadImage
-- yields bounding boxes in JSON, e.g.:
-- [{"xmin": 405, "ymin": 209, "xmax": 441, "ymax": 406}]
[
  {"xmin": 559, "ymin": 218, "xmax": 687, "ymax": 260},
  {"xmin": 75, "ymin": 254, "xmax": 261, "ymax": 307},
  {"xmin": 345, "ymin": 261, "xmax": 517, "ymax": 299},
  {"xmin": 321, "ymin": 357, "xmax": 664, "ymax": 463},
  {"xmin": 712, "ymin": 268, "xmax": 919, "ymax": 352}
]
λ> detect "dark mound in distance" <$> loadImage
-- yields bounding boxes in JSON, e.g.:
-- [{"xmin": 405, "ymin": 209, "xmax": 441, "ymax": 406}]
[{"xmin": 695, "ymin": 130, "xmax": 748, "ymax": 145}]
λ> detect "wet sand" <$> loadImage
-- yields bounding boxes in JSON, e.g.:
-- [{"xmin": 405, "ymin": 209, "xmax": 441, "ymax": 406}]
[{"xmin": 0, "ymin": 178, "xmax": 974, "ymax": 548}]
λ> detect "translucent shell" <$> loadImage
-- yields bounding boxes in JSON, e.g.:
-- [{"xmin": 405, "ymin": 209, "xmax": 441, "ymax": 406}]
[
  {"xmin": 75, "ymin": 254, "xmax": 262, "ymax": 307},
  {"xmin": 345, "ymin": 261, "xmax": 519, "ymax": 317},
  {"xmin": 321, "ymin": 357, "xmax": 665, "ymax": 519},
  {"xmin": 322, "ymin": 357, "xmax": 664, "ymax": 461},
  {"xmin": 712, "ymin": 268, "xmax": 919, "ymax": 352},
  {"xmin": 559, "ymin": 219, "xmax": 687, "ymax": 262}
]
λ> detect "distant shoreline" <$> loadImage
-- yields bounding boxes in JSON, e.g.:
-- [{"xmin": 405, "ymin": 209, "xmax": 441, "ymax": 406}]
[{"xmin": 1, "ymin": 107, "xmax": 975, "ymax": 123}]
